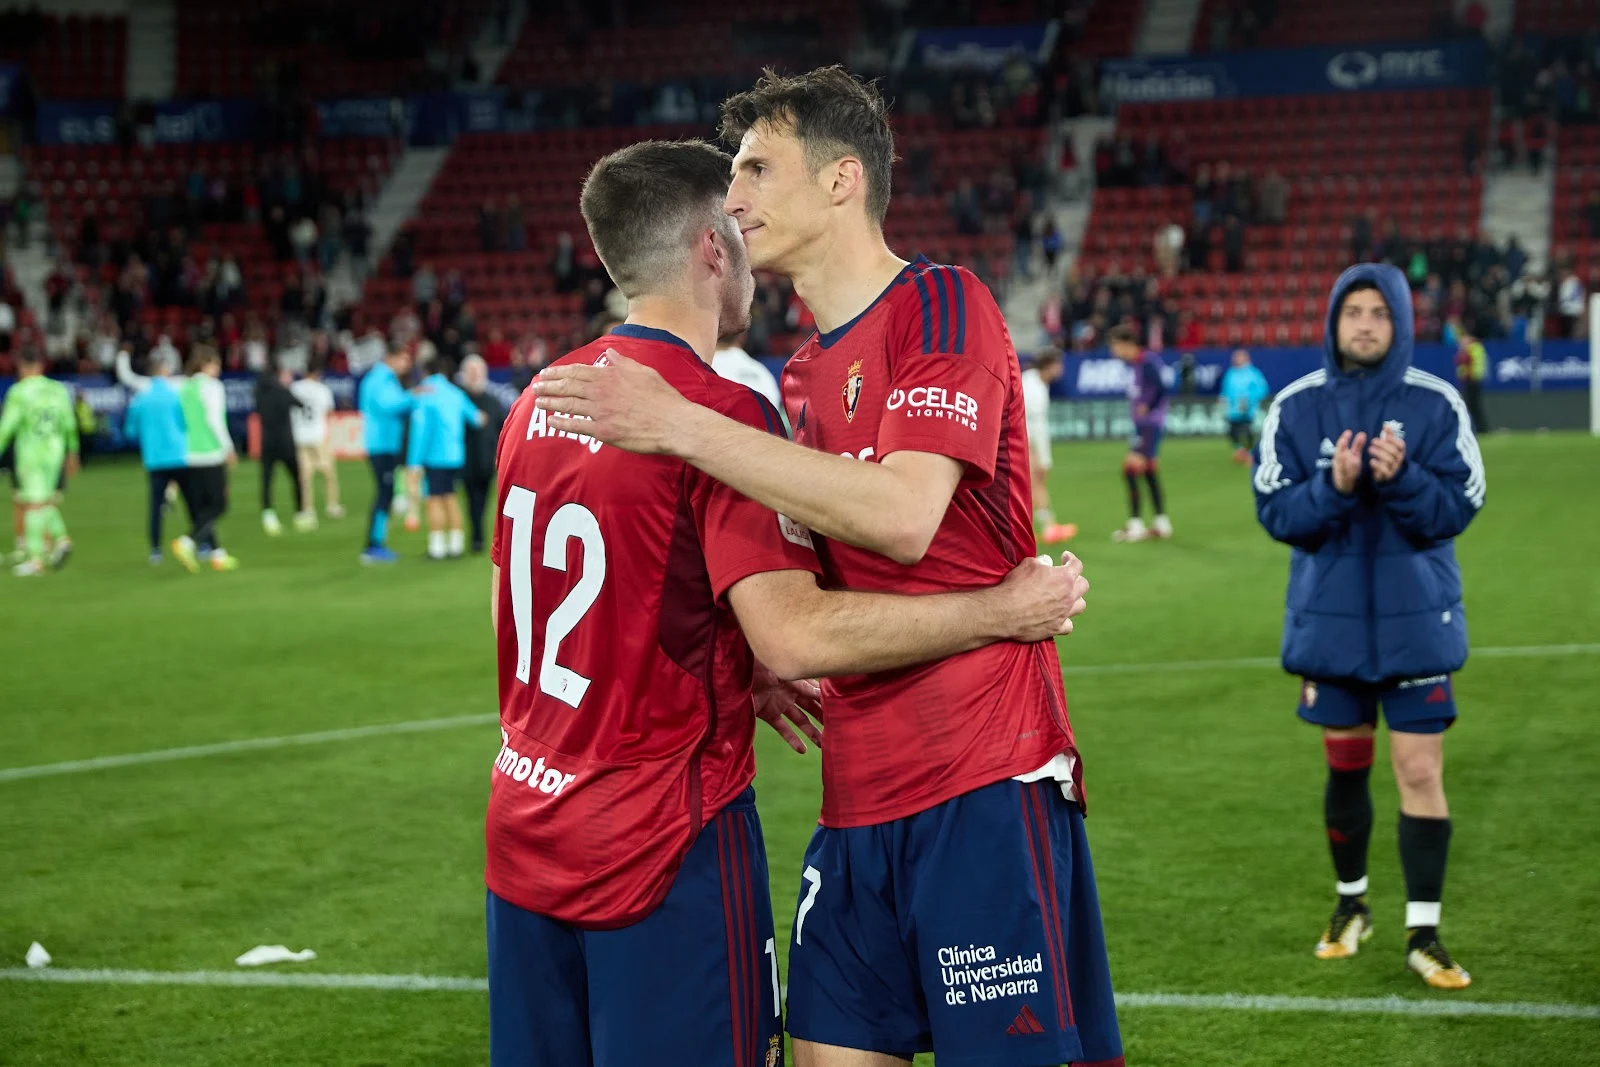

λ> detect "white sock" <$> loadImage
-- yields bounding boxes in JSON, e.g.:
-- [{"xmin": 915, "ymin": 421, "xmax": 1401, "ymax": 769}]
[
  {"xmin": 1336, "ymin": 876, "xmax": 1368, "ymax": 896},
  {"xmin": 448, "ymin": 529, "xmax": 464, "ymax": 556},
  {"xmin": 428, "ymin": 530, "xmax": 446, "ymax": 558},
  {"xmin": 1405, "ymin": 901, "xmax": 1441, "ymax": 930}
]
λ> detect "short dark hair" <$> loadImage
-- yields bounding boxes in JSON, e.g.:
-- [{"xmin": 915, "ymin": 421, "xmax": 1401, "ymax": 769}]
[
  {"xmin": 1033, "ymin": 348, "xmax": 1062, "ymax": 371},
  {"xmin": 719, "ymin": 65, "xmax": 896, "ymax": 226},
  {"xmin": 1107, "ymin": 324, "xmax": 1139, "ymax": 346},
  {"xmin": 580, "ymin": 140, "xmax": 733, "ymax": 298}
]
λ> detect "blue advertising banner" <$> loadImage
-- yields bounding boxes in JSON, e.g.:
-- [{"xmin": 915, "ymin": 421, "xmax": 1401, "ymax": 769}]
[
  {"xmin": 1100, "ymin": 37, "xmax": 1489, "ymax": 105},
  {"xmin": 914, "ymin": 22, "xmax": 1056, "ymax": 72},
  {"xmin": 36, "ymin": 99, "xmax": 261, "ymax": 146},
  {"xmin": 1050, "ymin": 340, "xmax": 1587, "ymax": 401},
  {"xmin": 315, "ymin": 95, "xmax": 409, "ymax": 139}
]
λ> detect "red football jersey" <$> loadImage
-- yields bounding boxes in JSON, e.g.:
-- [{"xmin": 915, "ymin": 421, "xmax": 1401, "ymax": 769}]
[
  {"xmin": 780, "ymin": 257, "xmax": 1078, "ymax": 828},
  {"xmin": 487, "ymin": 325, "xmax": 820, "ymax": 928}
]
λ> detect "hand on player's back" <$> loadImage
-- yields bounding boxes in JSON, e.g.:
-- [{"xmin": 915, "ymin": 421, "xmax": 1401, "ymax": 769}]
[
  {"xmin": 1332, "ymin": 430, "xmax": 1367, "ymax": 495},
  {"xmin": 992, "ymin": 552, "xmax": 1090, "ymax": 642},
  {"xmin": 752, "ymin": 663, "xmax": 824, "ymax": 755},
  {"xmin": 533, "ymin": 352, "xmax": 691, "ymax": 455}
]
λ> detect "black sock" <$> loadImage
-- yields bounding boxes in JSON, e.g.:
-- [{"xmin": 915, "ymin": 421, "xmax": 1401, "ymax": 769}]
[
  {"xmin": 1399, "ymin": 813, "xmax": 1452, "ymax": 944},
  {"xmin": 1125, "ymin": 471, "xmax": 1141, "ymax": 519},
  {"xmin": 1145, "ymin": 470, "xmax": 1165, "ymax": 515},
  {"xmin": 1325, "ymin": 766, "xmax": 1373, "ymax": 897}
]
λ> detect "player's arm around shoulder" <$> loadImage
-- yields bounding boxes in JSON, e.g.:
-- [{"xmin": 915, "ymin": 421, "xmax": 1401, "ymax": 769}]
[{"xmin": 725, "ymin": 551, "xmax": 1090, "ymax": 682}]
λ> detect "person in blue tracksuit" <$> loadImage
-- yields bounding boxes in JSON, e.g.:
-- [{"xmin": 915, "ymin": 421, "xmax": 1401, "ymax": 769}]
[
  {"xmin": 1253, "ymin": 263, "xmax": 1485, "ymax": 990},
  {"xmin": 404, "ymin": 356, "xmax": 484, "ymax": 560},
  {"xmin": 357, "ymin": 345, "xmax": 417, "ymax": 564},
  {"xmin": 120, "ymin": 347, "xmax": 190, "ymax": 565},
  {"xmin": 1218, "ymin": 347, "xmax": 1269, "ymax": 461}
]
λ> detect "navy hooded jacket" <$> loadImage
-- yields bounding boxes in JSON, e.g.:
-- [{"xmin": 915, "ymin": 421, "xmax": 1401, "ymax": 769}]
[{"xmin": 1253, "ymin": 264, "xmax": 1486, "ymax": 684}]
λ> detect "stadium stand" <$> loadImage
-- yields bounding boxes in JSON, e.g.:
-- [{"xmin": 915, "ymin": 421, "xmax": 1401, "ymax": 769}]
[
  {"xmin": 1080, "ymin": 89, "xmax": 1491, "ymax": 346},
  {"xmin": 0, "ymin": 9, "xmax": 126, "ymax": 100},
  {"xmin": 1192, "ymin": 0, "xmax": 1462, "ymax": 53},
  {"xmin": 176, "ymin": 0, "xmax": 485, "ymax": 98}
]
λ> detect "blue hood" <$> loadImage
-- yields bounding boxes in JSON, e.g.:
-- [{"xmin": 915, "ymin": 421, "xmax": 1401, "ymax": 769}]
[{"xmin": 1322, "ymin": 263, "xmax": 1413, "ymax": 395}]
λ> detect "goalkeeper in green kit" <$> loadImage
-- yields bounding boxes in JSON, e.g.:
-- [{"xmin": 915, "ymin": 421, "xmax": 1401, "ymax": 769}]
[{"xmin": 0, "ymin": 350, "xmax": 78, "ymax": 576}]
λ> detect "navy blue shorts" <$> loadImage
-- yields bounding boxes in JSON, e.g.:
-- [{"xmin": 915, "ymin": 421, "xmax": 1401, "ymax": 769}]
[
  {"xmin": 1128, "ymin": 425, "xmax": 1163, "ymax": 459},
  {"xmin": 424, "ymin": 466, "xmax": 461, "ymax": 497},
  {"xmin": 487, "ymin": 788, "xmax": 783, "ymax": 1067},
  {"xmin": 786, "ymin": 778, "xmax": 1123, "ymax": 1067},
  {"xmin": 1297, "ymin": 675, "xmax": 1458, "ymax": 735}
]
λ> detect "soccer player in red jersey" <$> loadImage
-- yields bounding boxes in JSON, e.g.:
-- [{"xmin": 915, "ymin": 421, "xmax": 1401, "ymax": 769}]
[
  {"xmin": 489, "ymin": 139, "xmax": 1089, "ymax": 1067},
  {"xmin": 534, "ymin": 70, "xmax": 1123, "ymax": 1067}
]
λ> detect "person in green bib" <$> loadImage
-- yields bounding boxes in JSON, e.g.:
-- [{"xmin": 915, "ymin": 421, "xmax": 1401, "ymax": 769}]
[
  {"xmin": 0, "ymin": 349, "xmax": 79, "ymax": 576},
  {"xmin": 172, "ymin": 345, "xmax": 240, "ymax": 573}
]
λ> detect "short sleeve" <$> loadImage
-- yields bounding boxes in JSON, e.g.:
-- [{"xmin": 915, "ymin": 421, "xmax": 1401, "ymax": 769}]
[
  {"xmin": 694, "ymin": 387, "xmax": 821, "ymax": 599},
  {"xmin": 875, "ymin": 266, "xmax": 1008, "ymax": 485}
]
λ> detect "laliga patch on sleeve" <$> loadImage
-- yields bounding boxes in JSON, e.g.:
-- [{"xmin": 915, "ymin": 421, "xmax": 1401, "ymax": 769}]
[{"xmin": 778, "ymin": 513, "xmax": 815, "ymax": 549}]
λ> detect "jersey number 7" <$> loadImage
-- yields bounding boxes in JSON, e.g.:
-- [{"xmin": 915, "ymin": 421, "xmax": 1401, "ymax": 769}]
[{"xmin": 501, "ymin": 486, "xmax": 607, "ymax": 708}]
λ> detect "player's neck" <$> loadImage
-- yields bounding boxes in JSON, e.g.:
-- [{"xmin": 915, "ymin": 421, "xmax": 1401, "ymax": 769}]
[
  {"xmin": 622, "ymin": 296, "xmax": 717, "ymax": 364},
  {"xmin": 788, "ymin": 231, "xmax": 907, "ymax": 334}
]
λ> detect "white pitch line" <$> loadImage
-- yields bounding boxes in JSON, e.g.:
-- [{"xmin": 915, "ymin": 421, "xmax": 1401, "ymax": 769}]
[
  {"xmin": 0, "ymin": 967, "xmax": 487, "ymax": 992},
  {"xmin": 3, "ymin": 969, "xmax": 1598, "ymax": 1021},
  {"xmin": 1064, "ymin": 643, "xmax": 1600, "ymax": 677},
  {"xmin": 2, "ymin": 643, "xmax": 1595, "ymax": 785},
  {"xmin": 0, "ymin": 714, "xmax": 498, "ymax": 784},
  {"xmin": 1115, "ymin": 991, "xmax": 1600, "ymax": 1021}
]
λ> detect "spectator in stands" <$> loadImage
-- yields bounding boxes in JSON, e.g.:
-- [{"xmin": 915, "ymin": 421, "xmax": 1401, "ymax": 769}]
[
  {"xmin": 317, "ymin": 204, "xmax": 343, "ymax": 274},
  {"xmin": 1526, "ymin": 114, "xmax": 1549, "ymax": 174},
  {"xmin": 413, "ymin": 261, "xmax": 438, "ymax": 311},
  {"xmin": 391, "ymin": 229, "xmax": 416, "ymax": 278},
  {"xmin": 504, "ymin": 195, "xmax": 526, "ymax": 252},
  {"xmin": 344, "ymin": 209, "xmax": 372, "ymax": 284},
  {"xmin": 1351, "ymin": 209, "xmax": 1376, "ymax": 263},
  {"xmin": 290, "ymin": 214, "xmax": 318, "ymax": 266},
  {"xmin": 1557, "ymin": 263, "xmax": 1587, "ymax": 338},
  {"xmin": 1223, "ymin": 216, "xmax": 1245, "ymax": 274},
  {"xmin": 1013, "ymin": 208, "xmax": 1035, "ymax": 280},
  {"xmin": 0, "ymin": 296, "xmax": 13, "ymax": 357},
  {"xmin": 1587, "ymin": 191, "xmax": 1600, "ymax": 241},
  {"xmin": 1461, "ymin": 123, "xmax": 1482, "ymax": 177},
  {"xmin": 1153, "ymin": 220, "xmax": 1185, "ymax": 279},
  {"xmin": 281, "ymin": 273, "xmax": 307, "ymax": 330},
  {"xmin": 1258, "ymin": 169, "xmax": 1288, "ymax": 226},
  {"xmin": 951, "ymin": 179, "xmax": 984, "ymax": 236},
  {"xmin": 1496, "ymin": 117, "xmax": 1517, "ymax": 170},
  {"xmin": 442, "ymin": 270, "xmax": 466, "ymax": 314},
  {"xmin": 1503, "ymin": 236, "xmax": 1528, "ymax": 282},
  {"xmin": 456, "ymin": 303, "xmax": 478, "ymax": 345},
  {"xmin": 483, "ymin": 327, "xmax": 514, "ymax": 368},
  {"xmin": 1041, "ymin": 220, "xmax": 1064, "ymax": 275},
  {"xmin": 552, "ymin": 232, "xmax": 577, "ymax": 293},
  {"xmin": 479, "ymin": 196, "xmax": 503, "ymax": 253}
]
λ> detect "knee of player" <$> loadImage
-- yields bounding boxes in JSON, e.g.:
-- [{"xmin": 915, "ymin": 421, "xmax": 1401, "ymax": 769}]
[
  {"xmin": 1122, "ymin": 454, "xmax": 1147, "ymax": 476},
  {"xmin": 1391, "ymin": 749, "xmax": 1443, "ymax": 793}
]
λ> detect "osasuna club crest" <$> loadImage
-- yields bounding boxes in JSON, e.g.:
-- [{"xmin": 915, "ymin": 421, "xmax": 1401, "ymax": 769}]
[{"xmin": 842, "ymin": 359, "xmax": 865, "ymax": 422}]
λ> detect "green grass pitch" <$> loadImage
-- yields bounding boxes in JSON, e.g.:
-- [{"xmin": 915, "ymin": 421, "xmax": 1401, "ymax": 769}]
[{"xmin": 2, "ymin": 433, "xmax": 1598, "ymax": 1066}]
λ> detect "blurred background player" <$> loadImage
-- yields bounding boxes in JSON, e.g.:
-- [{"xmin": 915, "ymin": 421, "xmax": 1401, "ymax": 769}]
[
  {"xmin": 290, "ymin": 360, "xmax": 343, "ymax": 521},
  {"xmin": 256, "ymin": 362, "xmax": 312, "ymax": 535},
  {"xmin": 1254, "ymin": 264, "xmax": 1485, "ymax": 990},
  {"xmin": 404, "ymin": 355, "xmax": 482, "ymax": 560},
  {"xmin": 1453, "ymin": 330, "xmax": 1490, "ymax": 434},
  {"xmin": 711, "ymin": 326, "xmax": 782, "ymax": 409},
  {"xmin": 1110, "ymin": 323, "xmax": 1171, "ymax": 541},
  {"xmin": 3, "ymin": 442, "xmax": 23, "ymax": 562},
  {"xmin": 1023, "ymin": 347, "xmax": 1077, "ymax": 543},
  {"xmin": 121, "ymin": 347, "xmax": 190, "ymax": 565},
  {"xmin": 357, "ymin": 345, "xmax": 416, "ymax": 565},
  {"xmin": 458, "ymin": 354, "xmax": 505, "ymax": 555},
  {"xmin": 1219, "ymin": 348, "xmax": 1270, "ymax": 463},
  {"xmin": 490, "ymin": 137, "xmax": 1088, "ymax": 1067},
  {"xmin": 0, "ymin": 348, "xmax": 78, "ymax": 576},
  {"xmin": 172, "ymin": 346, "xmax": 239, "ymax": 573}
]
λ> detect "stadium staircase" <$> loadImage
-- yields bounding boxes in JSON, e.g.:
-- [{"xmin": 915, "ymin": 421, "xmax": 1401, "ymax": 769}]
[
  {"xmin": 125, "ymin": 0, "xmax": 176, "ymax": 102},
  {"xmin": 1481, "ymin": 159, "xmax": 1554, "ymax": 277},
  {"xmin": 1135, "ymin": 0, "xmax": 1205, "ymax": 56},
  {"xmin": 326, "ymin": 0, "xmax": 526, "ymax": 314}
]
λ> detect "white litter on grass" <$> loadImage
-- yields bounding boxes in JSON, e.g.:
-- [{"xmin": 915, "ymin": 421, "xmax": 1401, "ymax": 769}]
[
  {"xmin": 25, "ymin": 942, "xmax": 51, "ymax": 968},
  {"xmin": 235, "ymin": 945, "xmax": 317, "ymax": 967}
]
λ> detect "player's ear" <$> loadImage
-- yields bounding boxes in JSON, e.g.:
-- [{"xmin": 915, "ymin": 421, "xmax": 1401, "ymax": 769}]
[
  {"xmin": 701, "ymin": 226, "xmax": 728, "ymax": 278},
  {"xmin": 828, "ymin": 156, "xmax": 865, "ymax": 207}
]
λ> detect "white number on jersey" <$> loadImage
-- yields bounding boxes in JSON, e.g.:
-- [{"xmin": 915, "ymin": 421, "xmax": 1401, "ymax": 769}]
[{"xmin": 501, "ymin": 486, "xmax": 608, "ymax": 708}]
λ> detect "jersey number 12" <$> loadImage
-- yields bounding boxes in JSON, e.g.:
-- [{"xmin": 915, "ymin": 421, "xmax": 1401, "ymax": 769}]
[{"xmin": 502, "ymin": 486, "xmax": 607, "ymax": 708}]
